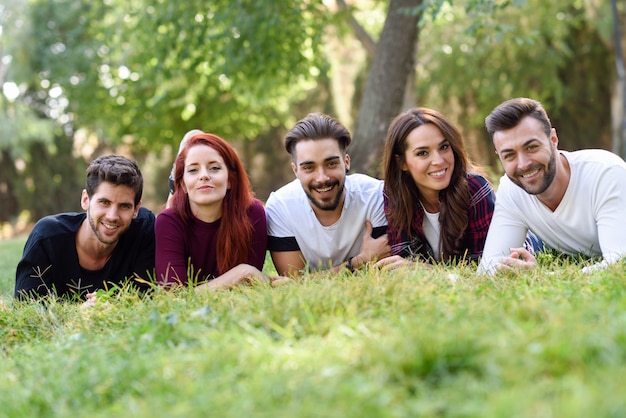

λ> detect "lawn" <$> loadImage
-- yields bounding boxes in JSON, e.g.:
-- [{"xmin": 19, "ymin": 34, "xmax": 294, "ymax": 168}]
[{"xmin": 1, "ymin": 237, "xmax": 625, "ymax": 417}]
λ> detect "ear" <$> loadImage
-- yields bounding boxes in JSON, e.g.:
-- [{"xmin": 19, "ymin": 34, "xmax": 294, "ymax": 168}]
[
  {"xmin": 291, "ymin": 162, "xmax": 297, "ymax": 177},
  {"xmin": 345, "ymin": 154, "xmax": 351, "ymax": 171},
  {"xmin": 395, "ymin": 155, "xmax": 408, "ymax": 172},
  {"xmin": 80, "ymin": 190, "xmax": 89, "ymax": 211},
  {"xmin": 133, "ymin": 201, "xmax": 141, "ymax": 219},
  {"xmin": 550, "ymin": 127, "xmax": 559, "ymax": 148}
]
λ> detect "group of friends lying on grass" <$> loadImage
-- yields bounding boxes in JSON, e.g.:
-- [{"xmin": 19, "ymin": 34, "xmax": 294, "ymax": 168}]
[{"xmin": 14, "ymin": 97, "xmax": 626, "ymax": 304}]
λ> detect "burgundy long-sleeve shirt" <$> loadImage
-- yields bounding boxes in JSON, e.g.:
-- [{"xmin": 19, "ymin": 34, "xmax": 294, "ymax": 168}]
[{"xmin": 155, "ymin": 199, "xmax": 267, "ymax": 286}]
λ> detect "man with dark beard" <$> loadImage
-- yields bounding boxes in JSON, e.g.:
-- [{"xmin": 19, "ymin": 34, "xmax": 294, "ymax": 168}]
[
  {"xmin": 265, "ymin": 112, "xmax": 390, "ymax": 277},
  {"xmin": 478, "ymin": 97, "xmax": 626, "ymax": 274},
  {"xmin": 15, "ymin": 155, "xmax": 155, "ymax": 301}
]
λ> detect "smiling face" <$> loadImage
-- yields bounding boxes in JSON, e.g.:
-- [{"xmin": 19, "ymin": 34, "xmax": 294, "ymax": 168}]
[
  {"xmin": 182, "ymin": 144, "xmax": 230, "ymax": 216},
  {"xmin": 292, "ymin": 138, "xmax": 349, "ymax": 215},
  {"xmin": 493, "ymin": 116, "xmax": 558, "ymax": 195},
  {"xmin": 401, "ymin": 123, "xmax": 455, "ymax": 204},
  {"xmin": 81, "ymin": 182, "xmax": 139, "ymax": 245}
]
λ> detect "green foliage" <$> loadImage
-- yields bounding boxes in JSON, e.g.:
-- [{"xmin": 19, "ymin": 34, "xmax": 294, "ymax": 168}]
[
  {"xmin": 414, "ymin": 0, "xmax": 613, "ymax": 164},
  {"xmin": 17, "ymin": 0, "xmax": 329, "ymax": 151},
  {"xmin": 1, "ymin": 252, "xmax": 626, "ymax": 416}
]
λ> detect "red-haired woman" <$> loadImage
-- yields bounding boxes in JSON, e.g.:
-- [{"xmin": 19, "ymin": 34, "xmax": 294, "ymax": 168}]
[{"xmin": 156, "ymin": 133, "xmax": 280, "ymax": 290}]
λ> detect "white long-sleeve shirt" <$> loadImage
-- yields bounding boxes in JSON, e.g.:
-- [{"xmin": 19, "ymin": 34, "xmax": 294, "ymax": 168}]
[{"xmin": 478, "ymin": 150, "xmax": 626, "ymax": 274}]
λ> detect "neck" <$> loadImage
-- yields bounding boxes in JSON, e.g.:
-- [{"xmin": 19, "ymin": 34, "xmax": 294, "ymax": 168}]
[
  {"xmin": 312, "ymin": 194, "xmax": 345, "ymax": 227},
  {"xmin": 420, "ymin": 192, "xmax": 440, "ymax": 214},
  {"xmin": 190, "ymin": 202, "xmax": 223, "ymax": 223},
  {"xmin": 77, "ymin": 221, "xmax": 116, "ymax": 270},
  {"xmin": 538, "ymin": 153, "xmax": 570, "ymax": 212}
]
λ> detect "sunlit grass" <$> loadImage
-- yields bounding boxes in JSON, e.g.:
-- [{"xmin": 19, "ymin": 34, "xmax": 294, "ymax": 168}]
[{"xmin": 1, "ymin": 251, "xmax": 625, "ymax": 416}]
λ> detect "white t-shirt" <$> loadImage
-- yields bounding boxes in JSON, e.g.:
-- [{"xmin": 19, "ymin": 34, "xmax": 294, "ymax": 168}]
[
  {"xmin": 266, "ymin": 174, "xmax": 387, "ymax": 271},
  {"xmin": 422, "ymin": 209, "xmax": 441, "ymax": 261},
  {"xmin": 478, "ymin": 149, "xmax": 626, "ymax": 274}
]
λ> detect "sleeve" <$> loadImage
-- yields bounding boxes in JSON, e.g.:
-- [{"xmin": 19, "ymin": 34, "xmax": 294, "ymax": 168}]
[
  {"xmin": 15, "ymin": 227, "xmax": 55, "ymax": 299},
  {"xmin": 129, "ymin": 208, "xmax": 156, "ymax": 287},
  {"xmin": 477, "ymin": 177, "xmax": 530, "ymax": 275},
  {"xmin": 465, "ymin": 175, "xmax": 496, "ymax": 261},
  {"xmin": 370, "ymin": 180, "xmax": 388, "ymax": 238},
  {"xmin": 154, "ymin": 211, "xmax": 190, "ymax": 287},
  {"xmin": 248, "ymin": 200, "xmax": 269, "ymax": 270},
  {"xmin": 265, "ymin": 191, "xmax": 300, "ymax": 252},
  {"xmin": 595, "ymin": 165, "xmax": 626, "ymax": 264}
]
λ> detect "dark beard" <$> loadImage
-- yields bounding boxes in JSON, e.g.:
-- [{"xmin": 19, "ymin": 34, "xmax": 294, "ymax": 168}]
[{"xmin": 304, "ymin": 181, "xmax": 345, "ymax": 211}]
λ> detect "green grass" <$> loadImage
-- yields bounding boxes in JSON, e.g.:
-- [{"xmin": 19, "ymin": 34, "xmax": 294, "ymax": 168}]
[{"xmin": 1, "ymin": 238, "xmax": 626, "ymax": 417}]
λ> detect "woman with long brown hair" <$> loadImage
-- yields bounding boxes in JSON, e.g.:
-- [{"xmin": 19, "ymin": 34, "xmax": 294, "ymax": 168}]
[
  {"xmin": 376, "ymin": 107, "xmax": 495, "ymax": 267},
  {"xmin": 156, "ymin": 132, "xmax": 279, "ymax": 290}
]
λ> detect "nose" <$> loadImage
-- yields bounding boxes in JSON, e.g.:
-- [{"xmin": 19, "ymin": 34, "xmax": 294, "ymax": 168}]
[
  {"xmin": 315, "ymin": 167, "xmax": 330, "ymax": 182},
  {"xmin": 105, "ymin": 205, "xmax": 120, "ymax": 220},
  {"xmin": 431, "ymin": 150, "xmax": 444, "ymax": 165},
  {"xmin": 199, "ymin": 167, "xmax": 211, "ymax": 179},
  {"xmin": 517, "ymin": 152, "xmax": 532, "ymax": 170}
]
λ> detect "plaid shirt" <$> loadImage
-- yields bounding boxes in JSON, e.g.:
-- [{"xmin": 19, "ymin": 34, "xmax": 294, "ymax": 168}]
[{"xmin": 386, "ymin": 173, "xmax": 495, "ymax": 263}]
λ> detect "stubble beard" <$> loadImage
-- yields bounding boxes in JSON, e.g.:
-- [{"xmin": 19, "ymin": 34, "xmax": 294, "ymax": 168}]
[
  {"xmin": 305, "ymin": 181, "xmax": 345, "ymax": 212},
  {"xmin": 87, "ymin": 209, "xmax": 120, "ymax": 245},
  {"xmin": 513, "ymin": 148, "xmax": 557, "ymax": 195}
]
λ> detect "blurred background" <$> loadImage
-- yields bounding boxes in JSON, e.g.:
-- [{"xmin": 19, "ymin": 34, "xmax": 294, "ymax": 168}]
[{"xmin": 1, "ymin": 0, "xmax": 624, "ymax": 238}]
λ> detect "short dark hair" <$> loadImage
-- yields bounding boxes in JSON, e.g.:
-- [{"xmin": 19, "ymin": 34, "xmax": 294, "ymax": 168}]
[
  {"xmin": 284, "ymin": 113, "xmax": 352, "ymax": 159},
  {"xmin": 485, "ymin": 97, "xmax": 552, "ymax": 140},
  {"xmin": 85, "ymin": 155, "xmax": 143, "ymax": 205}
]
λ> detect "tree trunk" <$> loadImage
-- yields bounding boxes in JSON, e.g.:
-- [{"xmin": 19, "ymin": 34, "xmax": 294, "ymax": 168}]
[
  {"xmin": 349, "ymin": 0, "xmax": 422, "ymax": 176},
  {"xmin": 610, "ymin": 0, "xmax": 626, "ymax": 159}
]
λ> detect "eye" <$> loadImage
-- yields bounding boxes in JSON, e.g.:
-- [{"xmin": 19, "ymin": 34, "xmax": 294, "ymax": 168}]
[
  {"xmin": 186, "ymin": 167, "xmax": 198, "ymax": 174},
  {"xmin": 209, "ymin": 165, "xmax": 222, "ymax": 172},
  {"xmin": 441, "ymin": 143, "xmax": 450, "ymax": 151},
  {"xmin": 415, "ymin": 150, "xmax": 427, "ymax": 157},
  {"xmin": 327, "ymin": 160, "xmax": 339, "ymax": 168}
]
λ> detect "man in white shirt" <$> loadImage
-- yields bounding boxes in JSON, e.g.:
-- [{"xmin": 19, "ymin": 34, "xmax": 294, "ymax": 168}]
[
  {"xmin": 266, "ymin": 112, "xmax": 390, "ymax": 276},
  {"xmin": 478, "ymin": 97, "xmax": 626, "ymax": 274}
]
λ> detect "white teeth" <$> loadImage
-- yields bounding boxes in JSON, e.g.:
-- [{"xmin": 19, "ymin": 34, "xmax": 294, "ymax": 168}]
[
  {"xmin": 103, "ymin": 223, "xmax": 117, "ymax": 230},
  {"xmin": 430, "ymin": 169, "xmax": 445, "ymax": 177},
  {"xmin": 521, "ymin": 169, "xmax": 539, "ymax": 178},
  {"xmin": 316, "ymin": 186, "xmax": 332, "ymax": 193}
]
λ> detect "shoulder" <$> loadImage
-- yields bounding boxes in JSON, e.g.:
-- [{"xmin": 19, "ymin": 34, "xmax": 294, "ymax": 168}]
[
  {"xmin": 266, "ymin": 179, "xmax": 303, "ymax": 205},
  {"xmin": 30, "ymin": 212, "xmax": 84, "ymax": 237},
  {"xmin": 346, "ymin": 174, "xmax": 384, "ymax": 195},
  {"xmin": 567, "ymin": 150, "xmax": 626, "ymax": 173},
  {"xmin": 466, "ymin": 173, "xmax": 495, "ymax": 206},
  {"xmin": 247, "ymin": 199, "xmax": 266, "ymax": 217},
  {"xmin": 132, "ymin": 207, "xmax": 156, "ymax": 230},
  {"xmin": 136, "ymin": 206, "xmax": 155, "ymax": 222},
  {"xmin": 466, "ymin": 173, "xmax": 492, "ymax": 190},
  {"xmin": 155, "ymin": 208, "xmax": 180, "ymax": 225}
]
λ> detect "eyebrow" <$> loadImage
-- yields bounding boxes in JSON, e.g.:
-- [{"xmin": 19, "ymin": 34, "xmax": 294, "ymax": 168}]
[
  {"xmin": 410, "ymin": 138, "xmax": 448, "ymax": 153},
  {"xmin": 298, "ymin": 155, "xmax": 341, "ymax": 167},
  {"xmin": 499, "ymin": 138, "xmax": 540, "ymax": 154}
]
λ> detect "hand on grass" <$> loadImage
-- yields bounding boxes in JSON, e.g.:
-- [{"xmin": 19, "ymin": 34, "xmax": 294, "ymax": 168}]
[{"xmin": 496, "ymin": 247, "xmax": 538, "ymax": 270}]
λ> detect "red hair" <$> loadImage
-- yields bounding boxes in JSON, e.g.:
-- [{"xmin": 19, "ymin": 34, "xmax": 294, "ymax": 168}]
[{"xmin": 170, "ymin": 133, "xmax": 254, "ymax": 274}]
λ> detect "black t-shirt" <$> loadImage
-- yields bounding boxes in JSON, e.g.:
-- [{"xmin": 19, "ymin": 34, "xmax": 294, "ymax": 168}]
[{"xmin": 15, "ymin": 207, "xmax": 155, "ymax": 301}]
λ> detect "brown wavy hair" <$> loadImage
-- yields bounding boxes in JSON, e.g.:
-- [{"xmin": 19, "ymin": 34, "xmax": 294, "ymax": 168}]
[
  {"xmin": 170, "ymin": 133, "xmax": 254, "ymax": 274},
  {"xmin": 382, "ymin": 108, "xmax": 473, "ymax": 260}
]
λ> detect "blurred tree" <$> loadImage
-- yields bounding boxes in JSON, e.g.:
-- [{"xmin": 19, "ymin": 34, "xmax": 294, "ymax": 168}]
[{"xmin": 18, "ymin": 0, "xmax": 329, "ymax": 153}]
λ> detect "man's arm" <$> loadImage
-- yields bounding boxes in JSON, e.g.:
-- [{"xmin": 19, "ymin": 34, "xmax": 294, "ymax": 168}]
[
  {"xmin": 15, "ymin": 231, "xmax": 55, "ymax": 299},
  {"xmin": 349, "ymin": 220, "xmax": 391, "ymax": 270},
  {"xmin": 477, "ymin": 195, "xmax": 530, "ymax": 275},
  {"xmin": 270, "ymin": 250, "xmax": 306, "ymax": 277},
  {"xmin": 593, "ymin": 166, "xmax": 626, "ymax": 266}
]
